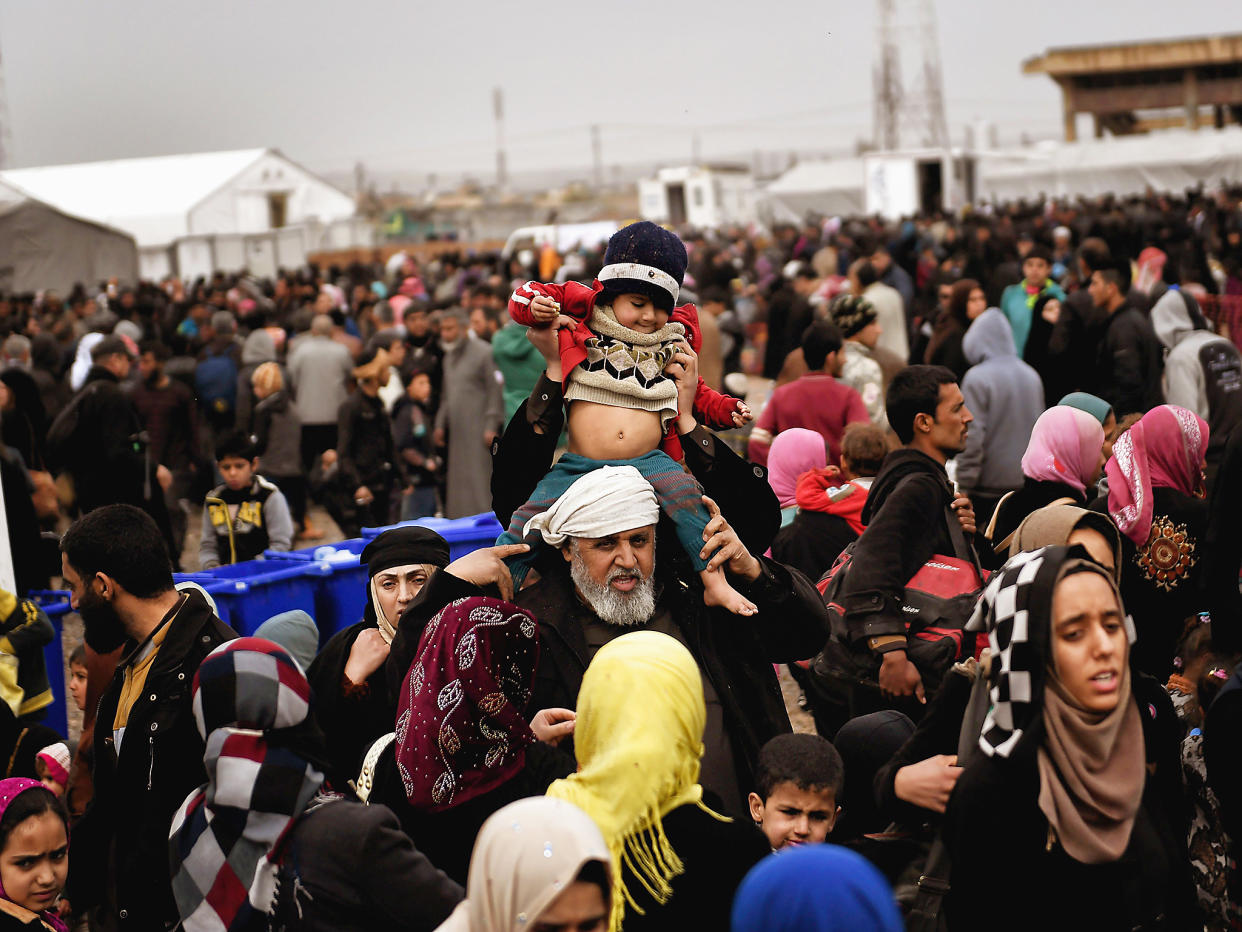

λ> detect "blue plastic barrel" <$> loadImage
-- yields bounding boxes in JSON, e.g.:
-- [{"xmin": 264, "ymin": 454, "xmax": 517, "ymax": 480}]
[
  {"xmin": 25, "ymin": 590, "xmax": 70, "ymax": 738},
  {"xmin": 262, "ymin": 539, "xmax": 368, "ymax": 644},
  {"xmin": 361, "ymin": 512, "xmax": 505, "ymax": 562},
  {"xmin": 174, "ymin": 560, "xmax": 328, "ymax": 637}
]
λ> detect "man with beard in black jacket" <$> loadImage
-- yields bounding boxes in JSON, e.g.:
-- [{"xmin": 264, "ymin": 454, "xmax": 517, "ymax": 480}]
[
  {"xmin": 838, "ymin": 365, "xmax": 978, "ymax": 707},
  {"xmin": 59, "ymin": 505, "xmax": 235, "ymax": 931}
]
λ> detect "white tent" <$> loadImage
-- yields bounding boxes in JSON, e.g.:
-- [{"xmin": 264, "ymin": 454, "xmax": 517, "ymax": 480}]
[
  {"xmin": 0, "ymin": 179, "xmax": 138, "ymax": 293},
  {"xmin": 978, "ymin": 129, "xmax": 1242, "ymax": 202},
  {"xmin": 761, "ymin": 159, "xmax": 866, "ymax": 220},
  {"xmin": 0, "ymin": 149, "xmax": 357, "ymax": 279}
]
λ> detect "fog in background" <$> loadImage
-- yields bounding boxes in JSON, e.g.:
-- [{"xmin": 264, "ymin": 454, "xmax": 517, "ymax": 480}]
[{"xmin": 0, "ymin": 0, "xmax": 1231, "ymax": 187}]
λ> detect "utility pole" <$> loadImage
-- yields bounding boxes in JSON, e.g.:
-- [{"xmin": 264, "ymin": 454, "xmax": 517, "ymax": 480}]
[
  {"xmin": 591, "ymin": 124, "xmax": 603, "ymax": 189},
  {"xmin": 0, "ymin": 46, "xmax": 12, "ymax": 169},
  {"xmin": 493, "ymin": 87, "xmax": 508, "ymax": 193}
]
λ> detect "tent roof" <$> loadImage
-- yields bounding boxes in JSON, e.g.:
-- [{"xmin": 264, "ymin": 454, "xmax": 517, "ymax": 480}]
[
  {"xmin": 765, "ymin": 158, "xmax": 864, "ymax": 194},
  {"xmin": 0, "ymin": 177, "xmax": 141, "ymax": 241},
  {"xmin": 0, "ymin": 148, "xmax": 268, "ymax": 227},
  {"xmin": 980, "ymin": 128, "xmax": 1242, "ymax": 178}
]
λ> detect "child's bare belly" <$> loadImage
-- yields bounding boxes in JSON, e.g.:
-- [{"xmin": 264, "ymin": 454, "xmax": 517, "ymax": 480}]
[{"xmin": 567, "ymin": 400, "xmax": 665, "ymax": 460}]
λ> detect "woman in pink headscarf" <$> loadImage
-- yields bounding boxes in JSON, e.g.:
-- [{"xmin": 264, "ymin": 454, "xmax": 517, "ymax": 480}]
[
  {"xmin": 765, "ymin": 429, "xmax": 827, "ymax": 528},
  {"xmin": 1102, "ymin": 404, "xmax": 1209, "ymax": 677},
  {"xmin": 987, "ymin": 405, "xmax": 1106, "ymax": 554}
]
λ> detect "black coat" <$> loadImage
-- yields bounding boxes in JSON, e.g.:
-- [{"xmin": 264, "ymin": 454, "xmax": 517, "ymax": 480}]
[
  {"xmin": 622, "ymin": 804, "xmax": 769, "ymax": 932},
  {"xmin": 516, "ymin": 554, "xmax": 828, "ymax": 812},
  {"xmin": 926, "ymin": 327, "xmax": 969, "ymax": 383},
  {"xmin": 1091, "ymin": 303, "xmax": 1165, "ymax": 418},
  {"xmin": 769, "ymin": 510, "xmax": 859, "ymax": 583},
  {"xmin": 306, "ymin": 617, "xmax": 394, "ymax": 789},
  {"xmin": 269, "ymin": 799, "xmax": 463, "ymax": 931},
  {"xmin": 1204, "ymin": 425, "xmax": 1242, "ymax": 653},
  {"xmin": 65, "ymin": 590, "xmax": 236, "ymax": 930},
  {"xmin": 1090, "ymin": 487, "xmax": 1208, "ymax": 678},
  {"xmin": 840, "ymin": 448, "xmax": 958, "ymax": 644},
  {"xmin": 0, "ymin": 903, "xmax": 54, "ymax": 931},
  {"xmin": 987, "ymin": 478, "xmax": 1087, "ymax": 557},
  {"xmin": 942, "ymin": 686, "xmax": 1197, "ymax": 931},
  {"xmin": 68, "ymin": 367, "xmax": 148, "ymax": 512},
  {"xmin": 336, "ymin": 391, "xmax": 401, "ymax": 491},
  {"xmin": 366, "ymin": 740, "xmax": 575, "ymax": 886}
]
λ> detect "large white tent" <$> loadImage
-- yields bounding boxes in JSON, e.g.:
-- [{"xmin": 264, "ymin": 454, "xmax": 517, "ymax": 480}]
[
  {"xmin": 761, "ymin": 159, "xmax": 866, "ymax": 221},
  {"xmin": 0, "ymin": 179, "xmax": 138, "ymax": 293},
  {"xmin": 978, "ymin": 129, "xmax": 1242, "ymax": 202},
  {"xmin": 0, "ymin": 149, "xmax": 358, "ymax": 279}
]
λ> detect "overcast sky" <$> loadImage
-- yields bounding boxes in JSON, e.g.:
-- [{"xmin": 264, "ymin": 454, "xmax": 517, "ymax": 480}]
[{"xmin": 0, "ymin": 0, "xmax": 1233, "ymax": 182}]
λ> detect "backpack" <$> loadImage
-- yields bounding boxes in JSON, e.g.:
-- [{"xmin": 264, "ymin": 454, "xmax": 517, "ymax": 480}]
[
  {"xmin": 195, "ymin": 351, "xmax": 238, "ymax": 417},
  {"xmin": 44, "ymin": 382, "xmax": 99, "ymax": 472},
  {"xmin": 809, "ymin": 506, "xmax": 988, "ymax": 717}
]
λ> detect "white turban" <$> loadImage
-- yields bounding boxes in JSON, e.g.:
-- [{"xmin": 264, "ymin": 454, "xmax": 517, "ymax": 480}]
[{"xmin": 524, "ymin": 465, "xmax": 659, "ymax": 547}]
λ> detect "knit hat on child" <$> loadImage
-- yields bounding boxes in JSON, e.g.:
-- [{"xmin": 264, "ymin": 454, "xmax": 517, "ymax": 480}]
[
  {"xmin": 597, "ymin": 221, "xmax": 687, "ymax": 313},
  {"xmin": 35, "ymin": 742, "xmax": 70, "ymax": 788}
]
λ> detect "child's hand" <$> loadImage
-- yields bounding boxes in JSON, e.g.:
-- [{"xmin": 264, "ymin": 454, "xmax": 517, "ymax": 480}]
[
  {"xmin": 731, "ymin": 401, "xmax": 753, "ymax": 427},
  {"xmin": 529, "ymin": 294, "xmax": 561, "ymax": 325}
]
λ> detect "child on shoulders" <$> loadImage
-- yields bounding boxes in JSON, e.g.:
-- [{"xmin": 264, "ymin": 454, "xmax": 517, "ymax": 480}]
[{"xmin": 501, "ymin": 222, "xmax": 757, "ymax": 614}]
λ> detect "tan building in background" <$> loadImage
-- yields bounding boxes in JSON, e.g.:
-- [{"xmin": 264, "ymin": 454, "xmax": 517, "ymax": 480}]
[{"xmin": 1025, "ymin": 33, "xmax": 1242, "ymax": 141}]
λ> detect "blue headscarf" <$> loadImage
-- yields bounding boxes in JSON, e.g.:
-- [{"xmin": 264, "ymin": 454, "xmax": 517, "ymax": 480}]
[
  {"xmin": 730, "ymin": 845, "xmax": 902, "ymax": 932},
  {"xmin": 1058, "ymin": 391, "xmax": 1114, "ymax": 427}
]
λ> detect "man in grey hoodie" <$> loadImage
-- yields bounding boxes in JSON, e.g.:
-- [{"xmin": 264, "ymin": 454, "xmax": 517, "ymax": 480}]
[
  {"xmin": 1151, "ymin": 287, "xmax": 1242, "ymax": 478},
  {"xmin": 955, "ymin": 308, "xmax": 1045, "ymax": 527}
]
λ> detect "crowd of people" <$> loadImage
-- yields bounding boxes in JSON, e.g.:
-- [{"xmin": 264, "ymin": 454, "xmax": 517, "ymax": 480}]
[{"xmin": 0, "ymin": 186, "xmax": 1240, "ymax": 930}]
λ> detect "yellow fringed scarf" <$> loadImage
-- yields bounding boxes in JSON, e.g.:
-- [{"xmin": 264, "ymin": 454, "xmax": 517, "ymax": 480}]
[{"xmin": 546, "ymin": 630, "xmax": 729, "ymax": 932}]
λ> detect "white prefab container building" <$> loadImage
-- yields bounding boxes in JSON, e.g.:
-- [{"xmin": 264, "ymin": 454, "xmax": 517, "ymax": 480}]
[
  {"xmin": 1, "ymin": 149, "xmax": 359, "ymax": 280},
  {"xmin": 639, "ymin": 165, "xmax": 758, "ymax": 229}
]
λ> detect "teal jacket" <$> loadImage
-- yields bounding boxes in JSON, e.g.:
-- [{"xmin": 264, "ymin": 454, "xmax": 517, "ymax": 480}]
[{"xmin": 999, "ymin": 278, "xmax": 1065, "ymax": 357}]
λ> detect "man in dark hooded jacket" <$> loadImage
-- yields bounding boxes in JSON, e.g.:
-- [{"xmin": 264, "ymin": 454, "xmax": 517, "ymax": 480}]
[
  {"xmin": 55, "ymin": 337, "xmax": 177, "ymax": 557},
  {"xmin": 838, "ymin": 365, "xmax": 978, "ymax": 705}
]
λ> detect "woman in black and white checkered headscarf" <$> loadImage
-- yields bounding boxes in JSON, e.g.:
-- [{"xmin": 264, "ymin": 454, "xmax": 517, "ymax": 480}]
[{"xmin": 940, "ymin": 545, "xmax": 1198, "ymax": 930}]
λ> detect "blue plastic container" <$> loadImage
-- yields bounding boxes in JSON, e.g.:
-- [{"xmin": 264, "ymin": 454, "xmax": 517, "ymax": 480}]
[
  {"xmin": 262, "ymin": 539, "xmax": 368, "ymax": 643},
  {"xmin": 25, "ymin": 590, "xmax": 70, "ymax": 738},
  {"xmin": 174, "ymin": 560, "xmax": 328, "ymax": 637},
  {"xmin": 361, "ymin": 512, "xmax": 505, "ymax": 562}
]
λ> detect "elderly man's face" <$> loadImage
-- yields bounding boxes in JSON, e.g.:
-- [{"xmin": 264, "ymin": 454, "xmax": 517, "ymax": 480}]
[{"xmin": 563, "ymin": 526, "xmax": 657, "ymax": 626}]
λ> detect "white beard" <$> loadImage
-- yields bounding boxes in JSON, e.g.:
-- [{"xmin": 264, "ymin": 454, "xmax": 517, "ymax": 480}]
[{"xmin": 570, "ymin": 549, "xmax": 657, "ymax": 627}]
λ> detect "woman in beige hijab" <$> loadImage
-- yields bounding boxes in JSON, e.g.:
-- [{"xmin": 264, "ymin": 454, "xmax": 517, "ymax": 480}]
[
  {"xmin": 940, "ymin": 545, "xmax": 1197, "ymax": 929},
  {"xmin": 436, "ymin": 796, "xmax": 611, "ymax": 932},
  {"xmin": 1009, "ymin": 503, "xmax": 1122, "ymax": 580}
]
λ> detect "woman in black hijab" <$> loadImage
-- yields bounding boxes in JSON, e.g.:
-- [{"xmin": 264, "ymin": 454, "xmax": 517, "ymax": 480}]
[
  {"xmin": 923, "ymin": 278, "xmax": 985, "ymax": 382},
  {"xmin": 306, "ymin": 525, "xmax": 450, "ymax": 787}
]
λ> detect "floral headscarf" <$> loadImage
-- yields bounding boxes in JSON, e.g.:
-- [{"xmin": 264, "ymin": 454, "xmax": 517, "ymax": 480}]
[
  {"xmin": 395, "ymin": 597, "xmax": 538, "ymax": 812},
  {"xmin": 1106, "ymin": 405, "xmax": 1208, "ymax": 545}
]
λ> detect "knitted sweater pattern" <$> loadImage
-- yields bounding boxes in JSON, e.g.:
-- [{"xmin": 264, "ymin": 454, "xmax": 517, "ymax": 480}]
[{"xmin": 564, "ymin": 306, "xmax": 685, "ymax": 426}]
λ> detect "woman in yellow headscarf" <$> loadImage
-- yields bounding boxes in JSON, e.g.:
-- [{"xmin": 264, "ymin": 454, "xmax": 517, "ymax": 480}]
[{"xmin": 547, "ymin": 630, "xmax": 769, "ymax": 931}]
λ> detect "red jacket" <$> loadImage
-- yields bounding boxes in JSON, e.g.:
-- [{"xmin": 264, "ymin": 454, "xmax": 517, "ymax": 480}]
[{"xmin": 509, "ymin": 280, "xmax": 741, "ymax": 458}]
